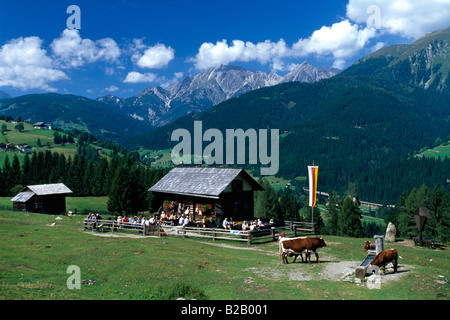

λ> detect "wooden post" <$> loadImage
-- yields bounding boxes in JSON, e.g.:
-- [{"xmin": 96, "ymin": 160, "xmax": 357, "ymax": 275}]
[
  {"xmin": 213, "ymin": 228, "xmax": 216, "ymax": 242},
  {"xmin": 247, "ymin": 231, "xmax": 252, "ymax": 245},
  {"xmin": 271, "ymin": 227, "xmax": 275, "ymax": 241}
]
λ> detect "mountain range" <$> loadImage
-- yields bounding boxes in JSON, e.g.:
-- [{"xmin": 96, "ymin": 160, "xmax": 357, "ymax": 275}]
[
  {"xmin": 342, "ymin": 27, "xmax": 450, "ymax": 91},
  {"xmin": 97, "ymin": 62, "xmax": 341, "ymax": 127},
  {"xmin": 0, "ymin": 61, "xmax": 340, "ymax": 141},
  {"xmin": 0, "ymin": 91, "xmax": 10, "ymax": 99},
  {"xmin": 125, "ymin": 27, "xmax": 450, "ymax": 203}
]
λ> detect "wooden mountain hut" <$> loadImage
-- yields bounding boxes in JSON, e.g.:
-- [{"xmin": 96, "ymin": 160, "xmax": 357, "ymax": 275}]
[
  {"xmin": 149, "ymin": 167, "xmax": 263, "ymax": 224},
  {"xmin": 11, "ymin": 183, "xmax": 73, "ymax": 214}
]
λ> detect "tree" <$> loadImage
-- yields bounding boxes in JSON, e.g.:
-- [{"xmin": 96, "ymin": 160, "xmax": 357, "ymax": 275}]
[
  {"xmin": 324, "ymin": 190, "xmax": 340, "ymax": 235},
  {"xmin": 14, "ymin": 123, "xmax": 24, "ymax": 132},
  {"xmin": 339, "ymin": 196, "xmax": 364, "ymax": 237},
  {"xmin": 397, "ymin": 186, "xmax": 430, "ymax": 239},
  {"xmin": 279, "ymin": 190, "xmax": 300, "ymax": 221},
  {"xmin": 10, "ymin": 154, "xmax": 21, "ymax": 190},
  {"xmin": 0, "ymin": 166, "xmax": 6, "ymax": 196},
  {"xmin": 3, "ymin": 156, "xmax": 12, "ymax": 194},
  {"xmin": 398, "ymin": 185, "xmax": 450, "ymax": 242},
  {"xmin": 107, "ymin": 165, "xmax": 149, "ymax": 215},
  {"xmin": 92, "ymin": 157, "xmax": 109, "ymax": 196},
  {"xmin": 254, "ymin": 178, "xmax": 282, "ymax": 223}
]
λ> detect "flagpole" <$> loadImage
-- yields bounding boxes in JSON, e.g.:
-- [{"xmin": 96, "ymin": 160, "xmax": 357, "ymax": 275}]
[
  {"xmin": 312, "ymin": 158, "xmax": 314, "ymax": 229},
  {"xmin": 308, "ymin": 161, "xmax": 317, "ymax": 235}
]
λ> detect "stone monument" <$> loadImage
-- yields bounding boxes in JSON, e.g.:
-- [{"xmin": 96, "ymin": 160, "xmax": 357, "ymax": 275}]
[{"xmin": 385, "ymin": 222, "xmax": 396, "ymax": 242}]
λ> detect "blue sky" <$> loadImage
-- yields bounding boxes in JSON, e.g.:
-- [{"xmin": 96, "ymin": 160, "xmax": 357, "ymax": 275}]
[{"xmin": 1, "ymin": 0, "xmax": 449, "ymax": 99}]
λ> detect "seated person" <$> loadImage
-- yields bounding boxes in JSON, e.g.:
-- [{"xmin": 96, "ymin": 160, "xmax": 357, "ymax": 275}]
[{"xmin": 222, "ymin": 217, "xmax": 231, "ymax": 230}]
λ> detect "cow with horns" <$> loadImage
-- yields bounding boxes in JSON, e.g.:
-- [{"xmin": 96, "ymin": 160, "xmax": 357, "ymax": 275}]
[
  {"xmin": 364, "ymin": 241, "xmax": 376, "ymax": 251},
  {"xmin": 278, "ymin": 233, "xmax": 327, "ymax": 264},
  {"xmin": 370, "ymin": 248, "xmax": 400, "ymax": 275}
]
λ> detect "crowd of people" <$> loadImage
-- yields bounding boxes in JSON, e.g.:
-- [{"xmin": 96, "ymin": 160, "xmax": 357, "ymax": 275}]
[
  {"xmin": 222, "ymin": 217, "xmax": 265, "ymax": 231},
  {"xmin": 85, "ymin": 211, "xmax": 270, "ymax": 232},
  {"xmin": 85, "ymin": 212, "xmax": 161, "ymax": 227}
]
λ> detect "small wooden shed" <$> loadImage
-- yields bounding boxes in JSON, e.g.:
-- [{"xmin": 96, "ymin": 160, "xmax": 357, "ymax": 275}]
[
  {"xmin": 149, "ymin": 167, "xmax": 263, "ymax": 223},
  {"xmin": 11, "ymin": 183, "xmax": 73, "ymax": 214}
]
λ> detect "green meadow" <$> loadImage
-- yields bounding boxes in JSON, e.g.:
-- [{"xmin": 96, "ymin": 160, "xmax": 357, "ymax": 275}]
[
  {"xmin": 0, "ymin": 120, "xmax": 78, "ymax": 169},
  {"xmin": 416, "ymin": 141, "xmax": 450, "ymax": 160},
  {"xmin": 0, "ymin": 202, "xmax": 448, "ymax": 300}
]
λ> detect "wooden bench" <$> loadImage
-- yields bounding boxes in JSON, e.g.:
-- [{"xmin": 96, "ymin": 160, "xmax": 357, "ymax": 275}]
[{"xmin": 413, "ymin": 237, "xmax": 440, "ymax": 249}]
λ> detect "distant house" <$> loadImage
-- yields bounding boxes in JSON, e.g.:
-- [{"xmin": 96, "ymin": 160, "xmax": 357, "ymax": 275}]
[
  {"xmin": 11, "ymin": 183, "xmax": 73, "ymax": 214},
  {"xmin": 16, "ymin": 143, "xmax": 32, "ymax": 153},
  {"xmin": 33, "ymin": 122, "xmax": 51, "ymax": 130},
  {"xmin": 5, "ymin": 143, "xmax": 15, "ymax": 150},
  {"xmin": 149, "ymin": 167, "xmax": 263, "ymax": 222}
]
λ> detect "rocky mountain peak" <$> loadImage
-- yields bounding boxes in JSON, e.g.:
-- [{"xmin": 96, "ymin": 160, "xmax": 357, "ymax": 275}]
[{"xmin": 98, "ymin": 62, "xmax": 340, "ymax": 127}]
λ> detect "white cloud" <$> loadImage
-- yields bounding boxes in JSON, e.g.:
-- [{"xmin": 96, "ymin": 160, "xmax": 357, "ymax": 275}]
[
  {"xmin": 105, "ymin": 85, "xmax": 119, "ymax": 92},
  {"xmin": 0, "ymin": 36, "xmax": 68, "ymax": 91},
  {"xmin": 191, "ymin": 39, "xmax": 290, "ymax": 70},
  {"xmin": 346, "ymin": 0, "xmax": 450, "ymax": 39},
  {"xmin": 51, "ymin": 29, "xmax": 121, "ymax": 68},
  {"xmin": 190, "ymin": 22, "xmax": 375, "ymax": 71},
  {"xmin": 123, "ymin": 71, "xmax": 161, "ymax": 83},
  {"xmin": 190, "ymin": 0, "xmax": 450, "ymax": 70},
  {"xmin": 190, "ymin": 22, "xmax": 376, "ymax": 71},
  {"xmin": 292, "ymin": 19, "xmax": 376, "ymax": 68},
  {"xmin": 131, "ymin": 42, "xmax": 174, "ymax": 69}
]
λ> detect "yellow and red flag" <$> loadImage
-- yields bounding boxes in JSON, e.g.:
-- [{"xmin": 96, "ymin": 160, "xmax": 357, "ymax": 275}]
[{"xmin": 308, "ymin": 165, "xmax": 319, "ymax": 207}]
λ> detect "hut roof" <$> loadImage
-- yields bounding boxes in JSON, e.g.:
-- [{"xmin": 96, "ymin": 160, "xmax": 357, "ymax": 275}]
[
  {"xmin": 10, "ymin": 191, "xmax": 35, "ymax": 203},
  {"xmin": 26, "ymin": 183, "xmax": 73, "ymax": 195},
  {"xmin": 11, "ymin": 183, "xmax": 73, "ymax": 202},
  {"xmin": 149, "ymin": 167, "xmax": 263, "ymax": 199}
]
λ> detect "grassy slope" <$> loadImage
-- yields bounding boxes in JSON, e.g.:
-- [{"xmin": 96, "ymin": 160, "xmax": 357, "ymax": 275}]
[
  {"xmin": 0, "ymin": 209, "xmax": 448, "ymax": 300},
  {"xmin": 0, "ymin": 120, "xmax": 77, "ymax": 168},
  {"xmin": 416, "ymin": 141, "xmax": 450, "ymax": 160}
]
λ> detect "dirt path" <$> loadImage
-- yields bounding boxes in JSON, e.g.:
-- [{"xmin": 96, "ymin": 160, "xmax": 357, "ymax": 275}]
[{"xmin": 201, "ymin": 240, "xmax": 410, "ymax": 288}]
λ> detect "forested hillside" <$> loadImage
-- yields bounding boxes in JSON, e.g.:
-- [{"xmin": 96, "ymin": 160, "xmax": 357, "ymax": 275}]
[
  {"xmin": 0, "ymin": 93, "xmax": 152, "ymax": 142},
  {"xmin": 125, "ymin": 75, "xmax": 450, "ymax": 204}
]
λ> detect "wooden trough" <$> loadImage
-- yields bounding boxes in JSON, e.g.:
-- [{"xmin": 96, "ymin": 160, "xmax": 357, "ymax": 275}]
[{"xmin": 355, "ymin": 235, "xmax": 383, "ymax": 278}]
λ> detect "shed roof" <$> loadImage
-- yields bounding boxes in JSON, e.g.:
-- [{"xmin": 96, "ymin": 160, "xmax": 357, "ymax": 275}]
[
  {"xmin": 11, "ymin": 183, "xmax": 73, "ymax": 202},
  {"xmin": 10, "ymin": 190, "xmax": 35, "ymax": 203},
  {"xmin": 149, "ymin": 167, "xmax": 263, "ymax": 199},
  {"xmin": 26, "ymin": 183, "xmax": 73, "ymax": 195}
]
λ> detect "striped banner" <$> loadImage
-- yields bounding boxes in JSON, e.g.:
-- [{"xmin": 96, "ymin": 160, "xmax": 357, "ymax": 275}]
[{"xmin": 308, "ymin": 165, "xmax": 319, "ymax": 207}]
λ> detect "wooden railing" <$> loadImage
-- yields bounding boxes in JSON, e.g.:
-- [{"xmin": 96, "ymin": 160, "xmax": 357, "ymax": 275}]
[
  {"xmin": 83, "ymin": 219, "xmax": 161, "ymax": 236},
  {"xmin": 83, "ymin": 218, "xmax": 315, "ymax": 245}
]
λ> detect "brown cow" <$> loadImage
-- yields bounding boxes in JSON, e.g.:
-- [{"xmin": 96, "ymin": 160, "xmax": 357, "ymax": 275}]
[
  {"xmin": 364, "ymin": 241, "xmax": 376, "ymax": 251},
  {"xmin": 279, "ymin": 236, "xmax": 327, "ymax": 264},
  {"xmin": 370, "ymin": 249, "xmax": 399, "ymax": 275}
]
